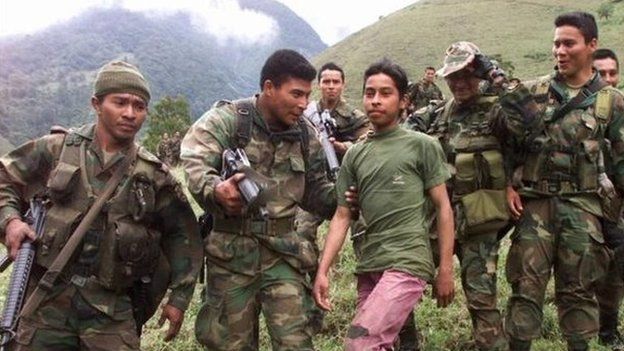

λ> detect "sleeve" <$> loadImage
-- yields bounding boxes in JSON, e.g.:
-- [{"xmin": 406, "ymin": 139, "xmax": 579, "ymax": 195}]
[
  {"xmin": 335, "ymin": 146, "xmax": 357, "ymax": 208},
  {"xmin": 606, "ymin": 91, "xmax": 624, "ymax": 193},
  {"xmin": 0, "ymin": 135, "xmax": 63, "ymax": 236},
  {"xmin": 299, "ymin": 125, "xmax": 337, "ymax": 219},
  {"xmin": 155, "ymin": 176, "xmax": 203, "ymax": 311},
  {"xmin": 180, "ymin": 107, "xmax": 236, "ymax": 216},
  {"xmin": 419, "ymin": 136, "xmax": 451, "ymax": 190}
]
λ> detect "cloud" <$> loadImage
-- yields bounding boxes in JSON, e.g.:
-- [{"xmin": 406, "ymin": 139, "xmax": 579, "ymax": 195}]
[{"xmin": 123, "ymin": 0, "xmax": 279, "ymax": 45}]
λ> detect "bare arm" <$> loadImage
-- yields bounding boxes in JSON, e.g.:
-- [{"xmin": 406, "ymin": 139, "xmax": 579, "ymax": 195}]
[
  {"xmin": 428, "ymin": 183, "xmax": 455, "ymax": 307},
  {"xmin": 313, "ymin": 205, "xmax": 351, "ymax": 311}
]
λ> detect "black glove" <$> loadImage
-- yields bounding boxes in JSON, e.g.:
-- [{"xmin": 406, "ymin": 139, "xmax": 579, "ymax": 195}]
[{"xmin": 473, "ymin": 54, "xmax": 506, "ymax": 83}]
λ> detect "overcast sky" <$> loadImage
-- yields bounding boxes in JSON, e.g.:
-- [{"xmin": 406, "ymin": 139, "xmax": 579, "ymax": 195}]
[{"xmin": 0, "ymin": 0, "xmax": 416, "ymax": 45}]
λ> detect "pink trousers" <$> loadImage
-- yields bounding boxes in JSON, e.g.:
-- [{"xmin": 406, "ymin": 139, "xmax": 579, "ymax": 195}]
[{"xmin": 345, "ymin": 269, "xmax": 428, "ymax": 351}]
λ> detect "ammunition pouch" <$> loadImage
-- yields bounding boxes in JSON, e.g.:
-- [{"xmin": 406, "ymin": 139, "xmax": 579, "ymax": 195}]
[
  {"xmin": 601, "ymin": 193, "xmax": 623, "ymax": 223},
  {"xmin": 97, "ymin": 219, "xmax": 161, "ymax": 291},
  {"xmin": 47, "ymin": 162, "xmax": 81, "ymax": 204},
  {"xmin": 458, "ymin": 189, "xmax": 509, "ymax": 236},
  {"xmin": 454, "ymin": 149, "xmax": 506, "ymax": 195}
]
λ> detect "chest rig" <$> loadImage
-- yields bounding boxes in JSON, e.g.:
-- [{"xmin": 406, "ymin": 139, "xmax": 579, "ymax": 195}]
[
  {"xmin": 429, "ymin": 97, "xmax": 506, "ymax": 196},
  {"xmin": 39, "ymin": 128, "xmax": 162, "ymax": 291},
  {"xmin": 522, "ymin": 74, "xmax": 612, "ymax": 194}
]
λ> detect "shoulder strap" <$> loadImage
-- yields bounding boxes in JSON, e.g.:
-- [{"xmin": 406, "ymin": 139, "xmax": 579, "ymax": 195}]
[
  {"xmin": 549, "ymin": 77, "xmax": 608, "ymax": 123},
  {"xmin": 20, "ymin": 144, "xmax": 138, "ymax": 319},
  {"xmin": 233, "ymin": 99, "xmax": 255, "ymax": 149},
  {"xmin": 297, "ymin": 118, "xmax": 310, "ymax": 170}
]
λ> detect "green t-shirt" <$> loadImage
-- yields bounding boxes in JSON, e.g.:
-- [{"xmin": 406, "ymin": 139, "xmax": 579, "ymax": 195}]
[{"xmin": 336, "ymin": 125, "xmax": 450, "ymax": 281}]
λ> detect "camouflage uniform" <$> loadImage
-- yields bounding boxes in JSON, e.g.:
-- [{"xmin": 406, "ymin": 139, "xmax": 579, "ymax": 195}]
[
  {"xmin": 407, "ymin": 91, "xmax": 527, "ymax": 351},
  {"xmin": 170, "ymin": 134, "xmax": 181, "ymax": 167},
  {"xmin": 406, "ymin": 79, "xmax": 444, "ymax": 115},
  {"xmin": 157, "ymin": 136, "xmax": 174, "ymax": 166},
  {"xmin": 505, "ymin": 71, "xmax": 624, "ymax": 350},
  {"xmin": 0, "ymin": 123, "xmax": 202, "ymax": 350},
  {"xmin": 182, "ymin": 96, "xmax": 336, "ymax": 350}
]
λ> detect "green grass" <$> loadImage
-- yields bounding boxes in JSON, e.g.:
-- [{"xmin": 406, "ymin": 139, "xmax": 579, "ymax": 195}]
[
  {"xmin": 312, "ymin": 0, "xmax": 624, "ymax": 104},
  {"xmin": 0, "ymin": 169, "xmax": 617, "ymax": 351}
]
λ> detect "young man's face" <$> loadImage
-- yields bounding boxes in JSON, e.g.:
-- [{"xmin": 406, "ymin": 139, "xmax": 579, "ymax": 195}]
[
  {"xmin": 552, "ymin": 25, "xmax": 597, "ymax": 82},
  {"xmin": 319, "ymin": 69, "xmax": 344, "ymax": 104},
  {"xmin": 424, "ymin": 68, "xmax": 436, "ymax": 83},
  {"xmin": 264, "ymin": 77, "xmax": 312, "ymax": 127},
  {"xmin": 445, "ymin": 68, "xmax": 480, "ymax": 105},
  {"xmin": 92, "ymin": 93, "xmax": 147, "ymax": 144},
  {"xmin": 594, "ymin": 57, "xmax": 620, "ymax": 87},
  {"xmin": 363, "ymin": 73, "xmax": 405, "ymax": 131}
]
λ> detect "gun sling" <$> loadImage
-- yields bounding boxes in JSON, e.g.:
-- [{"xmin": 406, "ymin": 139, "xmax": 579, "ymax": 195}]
[{"xmin": 19, "ymin": 144, "xmax": 137, "ymax": 319}]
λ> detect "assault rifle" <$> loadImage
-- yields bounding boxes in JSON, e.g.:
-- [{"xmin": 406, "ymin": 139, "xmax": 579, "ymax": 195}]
[
  {"xmin": 0, "ymin": 198, "xmax": 46, "ymax": 350},
  {"xmin": 222, "ymin": 149, "xmax": 269, "ymax": 218},
  {"xmin": 303, "ymin": 104, "xmax": 340, "ymax": 180}
]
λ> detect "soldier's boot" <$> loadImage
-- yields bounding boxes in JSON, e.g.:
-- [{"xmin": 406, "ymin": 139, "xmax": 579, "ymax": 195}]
[
  {"xmin": 599, "ymin": 310, "xmax": 624, "ymax": 350},
  {"xmin": 509, "ymin": 338, "xmax": 531, "ymax": 351},
  {"xmin": 396, "ymin": 311, "xmax": 420, "ymax": 351},
  {"xmin": 566, "ymin": 339, "xmax": 589, "ymax": 351}
]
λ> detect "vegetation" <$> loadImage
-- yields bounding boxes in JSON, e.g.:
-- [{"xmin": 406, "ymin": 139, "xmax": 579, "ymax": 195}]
[{"xmin": 142, "ymin": 96, "xmax": 192, "ymax": 154}]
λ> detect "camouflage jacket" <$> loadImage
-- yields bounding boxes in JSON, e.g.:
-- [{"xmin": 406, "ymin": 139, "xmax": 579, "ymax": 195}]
[
  {"xmin": 316, "ymin": 98, "xmax": 370, "ymax": 148},
  {"xmin": 181, "ymin": 96, "xmax": 336, "ymax": 275},
  {"xmin": 407, "ymin": 79, "xmax": 444, "ymax": 114},
  {"xmin": 519, "ymin": 71, "xmax": 624, "ymax": 218},
  {"xmin": 0, "ymin": 124, "xmax": 202, "ymax": 317}
]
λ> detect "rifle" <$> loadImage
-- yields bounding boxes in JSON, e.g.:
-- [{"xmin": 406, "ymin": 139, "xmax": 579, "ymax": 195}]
[
  {"xmin": 0, "ymin": 198, "xmax": 46, "ymax": 350},
  {"xmin": 303, "ymin": 104, "xmax": 340, "ymax": 180},
  {"xmin": 222, "ymin": 148, "xmax": 268, "ymax": 218}
]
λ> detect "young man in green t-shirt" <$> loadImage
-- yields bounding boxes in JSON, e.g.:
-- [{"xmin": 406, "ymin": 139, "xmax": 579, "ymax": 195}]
[{"xmin": 313, "ymin": 59, "xmax": 455, "ymax": 350}]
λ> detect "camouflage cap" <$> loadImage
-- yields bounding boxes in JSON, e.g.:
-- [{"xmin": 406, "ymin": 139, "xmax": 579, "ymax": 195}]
[
  {"xmin": 94, "ymin": 60, "xmax": 151, "ymax": 103},
  {"xmin": 437, "ymin": 41, "xmax": 481, "ymax": 78}
]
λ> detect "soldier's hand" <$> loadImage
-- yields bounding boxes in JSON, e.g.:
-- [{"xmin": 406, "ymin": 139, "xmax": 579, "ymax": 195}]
[
  {"xmin": 345, "ymin": 186, "xmax": 359, "ymax": 218},
  {"xmin": 5, "ymin": 218, "xmax": 36, "ymax": 260},
  {"xmin": 158, "ymin": 304, "xmax": 184, "ymax": 342},
  {"xmin": 215, "ymin": 173, "xmax": 245, "ymax": 215},
  {"xmin": 329, "ymin": 137, "xmax": 348, "ymax": 155},
  {"xmin": 506, "ymin": 185, "xmax": 523, "ymax": 220},
  {"xmin": 313, "ymin": 273, "xmax": 332, "ymax": 311},
  {"xmin": 434, "ymin": 267, "xmax": 455, "ymax": 308}
]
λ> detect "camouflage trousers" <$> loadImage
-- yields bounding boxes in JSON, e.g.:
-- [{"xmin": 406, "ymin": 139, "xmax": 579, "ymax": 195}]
[
  {"xmin": 505, "ymin": 198, "xmax": 609, "ymax": 348},
  {"xmin": 195, "ymin": 259, "xmax": 314, "ymax": 351},
  {"xmin": 595, "ymin": 219, "xmax": 624, "ymax": 337},
  {"xmin": 12, "ymin": 285, "xmax": 139, "ymax": 351},
  {"xmin": 456, "ymin": 232, "xmax": 508, "ymax": 351}
]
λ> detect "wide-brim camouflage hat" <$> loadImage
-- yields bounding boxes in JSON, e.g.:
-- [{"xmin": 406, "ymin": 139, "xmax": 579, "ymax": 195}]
[{"xmin": 437, "ymin": 41, "xmax": 481, "ymax": 78}]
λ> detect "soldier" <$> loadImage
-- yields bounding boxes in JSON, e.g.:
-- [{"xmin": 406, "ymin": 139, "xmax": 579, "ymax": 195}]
[
  {"xmin": 170, "ymin": 131, "xmax": 182, "ymax": 167},
  {"xmin": 504, "ymin": 12, "xmax": 624, "ymax": 351},
  {"xmin": 592, "ymin": 48, "xmax": 624, "ymax": 348},
  {"xmin": 313, "ymin": 59, "xmax": 455, "ymax": 351},
  {"xmin": 594, "ymin": 48, "xmax": 620, "ymax": 88},
  {"xmin": 295, "ymin": 62, "xmax": 370, "ymax": 332},
  {"xmin": 406, "ymin": 66, "xmax": 444, "ymax": 115},
  {"xmin": 182, "ymin": 49, "xmax": 336, "ymax": 350},
  {"xmin": 0, "ymin": 60, "xmax": 202, "ymax": 350},
  {"xmin": 157, "ymin": 132, "xmax": 171, "ymax": 164},
  {"xmin": 405, "ymin": 42, "xmax": 531, "ymax": 351}
]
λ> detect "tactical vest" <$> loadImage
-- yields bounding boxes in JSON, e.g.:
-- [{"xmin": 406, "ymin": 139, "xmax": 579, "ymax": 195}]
[
  {"xmin": 521, "ymin": 74, "xmax": 614, "ymax": 193},
  {"xmin": 429, "ymin": 97, "xmax": 507, "ymax": 196},
  {"xmin": 39, "ymin": 127, "xmax": 163, "ymax": 292}
]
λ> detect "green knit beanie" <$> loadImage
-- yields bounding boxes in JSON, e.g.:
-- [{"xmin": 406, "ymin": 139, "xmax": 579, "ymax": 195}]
[{"xmin": 93, "ymin": 60, "xmax": 151, "ymax": 103}]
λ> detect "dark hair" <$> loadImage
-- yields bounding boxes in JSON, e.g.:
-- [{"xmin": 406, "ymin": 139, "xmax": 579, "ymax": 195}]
[
  {"xmin": 554, "ymin": 12, "xmax": 598, "ymax": 43},
  {"xmin": 259, "ymin": 49, "xmax": 316, "ymax": 89},
  {"xmin": 425, "ymin": 66, "xmax": 436, "ymax": 72},
  {"xmin": 362, "ymin": 59, "xmax": 409, "ymax": 97},
  {"xmin": 318, "ymin": 62, "xmax": 345, "ymax": 82},
  {"xmin": 594, "ymin": 48, "xmax": 619, "ymax": 70}
]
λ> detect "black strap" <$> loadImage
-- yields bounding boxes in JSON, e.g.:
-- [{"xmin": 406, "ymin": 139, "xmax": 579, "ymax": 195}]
[{"xmin": 549, "ymin": 76, "xmax": 608, "ymax": 123}]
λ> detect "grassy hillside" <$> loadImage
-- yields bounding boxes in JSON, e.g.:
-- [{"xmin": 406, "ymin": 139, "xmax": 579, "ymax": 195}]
[{"xmin": 313, "ymin": 0, "xmax": 624, "ymax": 103}]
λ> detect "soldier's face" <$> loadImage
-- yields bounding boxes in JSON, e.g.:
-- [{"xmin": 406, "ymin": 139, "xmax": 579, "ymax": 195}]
[
  {"xmin": 264, "ymin": 77, "xmax": 312, "ymax": 128},
  {"xmin": 553, "ymin": 25, "xmax": 597, "ymax": 82},
  {"xmin": 445, "ymin": 69, "xmax": 480, "ymax": 105},
  {"xmin": 424, "ymin": 69, "xmax": 436, "ymax": 83},
  {"xmin": 363, "ymin": 73, "xmax": 406, "ymax": 132},
  {"xmin": 92, "ymin": 93, "xmax": 148, "ymax": 144},
  {"xmin": 594, "ymin": 57, "xmax": 619, "ymax": 87},
  {"xmin": 319, "ymin": 69, "xmax": 344, "ymax": 103}
]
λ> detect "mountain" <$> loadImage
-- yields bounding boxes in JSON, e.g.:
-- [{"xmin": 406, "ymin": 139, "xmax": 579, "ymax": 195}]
[
  {"xmin": 312, "ymin": 0, "xmax": 624, "ymax": 104},
  {"xmin": 0, "ymin": 1, "xmax": 326, "ymax": 146}
]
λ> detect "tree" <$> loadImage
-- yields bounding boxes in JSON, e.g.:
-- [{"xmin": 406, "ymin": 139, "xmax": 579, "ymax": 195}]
[
  {"xmin": 142, "ymin": 95, "xmax": 192, "ymax": 154},
  {"xmin": 597, "ymin": 2, "xmax": 615, "ymax": 20}
]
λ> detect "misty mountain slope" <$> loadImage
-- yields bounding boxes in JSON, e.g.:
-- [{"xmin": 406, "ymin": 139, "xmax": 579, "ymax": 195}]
[
  {"xmin": 313, "ymin": 0, "xmax": 624, "ymax": 104},
  {"xmin": 0, "ymin": 2, "xmax": 326, "ymax": 146}
]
